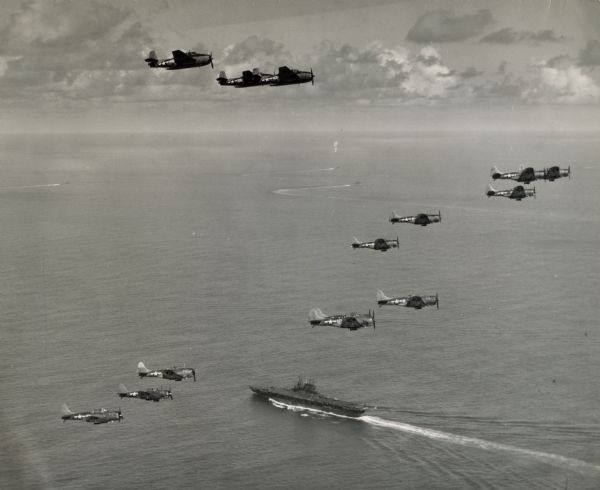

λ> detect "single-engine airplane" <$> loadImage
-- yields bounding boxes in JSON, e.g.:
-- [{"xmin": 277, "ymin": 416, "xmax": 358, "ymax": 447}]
[
  {"xmin": 145, "ymin": 50, "xmax": 213, "ymax": 70},
  {"xmin": 542, "ymin": 165, "xmax": 571, "ymax": 181},
  {"xmin": 309, "ymin": 309, "xmax": 375, "ymax": 331},
  {"xmin": 61, "ymin": 404, "xmax": 123, "ymax": 424},
  {"xmin": 486, "ymin": 184, "xmax": 535, "ymax": 201},
  {"xmin": 270, "ymin": 66, "xmax": 314, "ymax": 86},
  {"xmin": 137, "ymin": 362, "xmax": 196, "ymax": 382},
  {"xmin": 352, "ymin": 237, "xmax": 399, "ymax": 251},
  {"xmin": 216, "ymin": 68, "xmax": 275, "ymax": 87},
  {"xmin": 491, "ymin": 165, "xmax": 570, "ymax": 184},
  {"xmin": 390, "ymin": 211, "xmax": 441, "ymax": 226},
  {"xmin": 118, "ymin": 384, "xmax": 173, "ymax": 402},
  {"xmin": 377, "ymin": 290, "xmax": 439, "ymax": 309}
]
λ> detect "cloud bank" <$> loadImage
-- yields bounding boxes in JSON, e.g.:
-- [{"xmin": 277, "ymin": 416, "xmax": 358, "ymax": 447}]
[{"xmin": 406, "ymin": 9, "xmax": 494, "ymax": 43}]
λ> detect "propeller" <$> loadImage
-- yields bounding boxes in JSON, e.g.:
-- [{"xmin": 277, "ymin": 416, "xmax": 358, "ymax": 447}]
[
  {"xmin": 118, "ymin": 407, "xmax": 123, "ymax": 422},
  {"xmin": 209, "ymin": 52, "xmax": 214, "ymax": 69},
  {"xmin": 568, "ymin": 165, "xmax": 571, "ymax": 180},
  {"xmin": 310, "ymin": 68, "xmax": 314, "ymax": 86},
  {"xmin": 533, "ymin": 187, "xmax": 536, "ymax": 199},
  {"xmin": 436, "ymin": 293, "xmax": 439, "ymax": 310},
  {"xmin": 438, "ymin": 210, "xmax": 442, "ymax": 223}
]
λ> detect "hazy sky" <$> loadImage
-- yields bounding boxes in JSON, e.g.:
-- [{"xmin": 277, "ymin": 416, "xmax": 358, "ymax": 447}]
[{"xmin": 2, "ymin": 0, "xmax": 600, "ymax": 132}]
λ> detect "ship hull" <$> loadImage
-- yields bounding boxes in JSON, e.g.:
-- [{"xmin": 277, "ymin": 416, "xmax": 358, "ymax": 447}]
[{"xmin": 250, "ymin": 386, "xmax": 365, "ymax": 418}]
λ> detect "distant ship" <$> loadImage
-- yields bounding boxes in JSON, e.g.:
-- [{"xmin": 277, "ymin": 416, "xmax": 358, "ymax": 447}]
[{"xmin": 250, "ymin": 378, "xmax": 366, "ymax": 417}]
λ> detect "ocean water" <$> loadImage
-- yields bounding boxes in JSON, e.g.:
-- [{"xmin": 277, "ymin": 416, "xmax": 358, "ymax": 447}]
[{"xmin": 1, "ymin": 131, "xmax": 599, "ymax": 489}]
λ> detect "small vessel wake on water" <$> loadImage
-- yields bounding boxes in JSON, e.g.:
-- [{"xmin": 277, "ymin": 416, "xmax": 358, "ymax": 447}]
[{"xmin": 250, "ymin": 377, "xmax": 366, "ymax": 417}]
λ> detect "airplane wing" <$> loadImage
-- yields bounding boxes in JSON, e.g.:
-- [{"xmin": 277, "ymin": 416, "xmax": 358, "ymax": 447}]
[
  {"xmin": 277, "ymin": 66, "xmax": 297, "ymax": 82},
  {"xmin": 172, "ymin": 50, "xmax": 195, "ymax": 64}
]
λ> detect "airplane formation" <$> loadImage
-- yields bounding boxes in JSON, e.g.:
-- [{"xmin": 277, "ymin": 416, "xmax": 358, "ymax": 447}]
[
  {"xmin": 62, "ymin": 362, "xmax": 195, "ymax": 424},
  {"xmin": 145, "ymin": 49, "xmax": 314, "ymax": 88},
  {"xmin": 486, "ymin": 165, "xmax": 570, "ymax": 200},
  {"xmin": 63, "ymin": 42, "xmax": 573, "ymax": 420}
]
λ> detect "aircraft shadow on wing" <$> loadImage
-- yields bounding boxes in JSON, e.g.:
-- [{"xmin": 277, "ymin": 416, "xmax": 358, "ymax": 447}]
[
  {"xmin": 309, "ymin": 308, "xmax": 375, "ymax": 331},
  {"xmin": 486, "ymin": 183, "xmax": 535, "ymax": 201},
  {"xmin": 118, "ymin": 384, "xmax": 173, "ymax": 402},
  {"xmin": 138, "ymin": 362, "xmax": 196, "ymax": 382},
  {"xmin": 351, "ymin": 237, "xmax": 399, "ymax": 252},
  {"xmin": 377, "ymin": 290, "xmax": 439, "ymax": 309},
  {"xmin": 217, "ymin": 66, "xmax": 314, "ymax": 88},
  {"xmin": 145, "ymin": 49, "xmax": 213, "ymax": 70},
  {"xmin": 61, "ymin": 404, "xmax": 123, "ymax": 424},
  {"xmin": 491, "ymin": 165, "xmax": 570, "ymax": 184},
  {"xmin": 390, "ymin": 211, "xmax": 441, "ymax": 226}
]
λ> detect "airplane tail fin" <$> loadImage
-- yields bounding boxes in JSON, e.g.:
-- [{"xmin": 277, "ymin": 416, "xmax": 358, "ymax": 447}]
[
  {"xmin": 137, "ymin": 362, "xmax": 150, "ymax": 376},
  {"xmin": 61, "ymin": 404, "xmax": 73, "ymax": 416},
  {"xmin": 145, "ymin": 50, "xmax": 158, "ymax": 67},
  {"xmin": 486, "ymin": 183, "xmax": 496, "ymax": 197},
  {"xmin": 377, "ymin": 290, "xmax": 391, "ymax": 302},
  {"xmin": 217, "ymin": 71, "xmax": 228, "ymax": 85},
  {"xmin": 309, "ymin": 308, "xmax": 326, "ymax": 321},
  {"xmin": 491, "ymin": 166, "xmax": 502, "ymax": 179},
  {"xmin": 118, "ymin": 384, "xmax": 128, "ymax": 394}
]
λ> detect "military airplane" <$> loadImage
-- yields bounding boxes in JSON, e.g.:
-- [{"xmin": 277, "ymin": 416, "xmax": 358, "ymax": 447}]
[
  {"xmin": 61, "ymin": 404, "xmax": 123, "ymax": 424},
  {"xmin": 486, "ymin": 184, "xmax": 535, "ymax": 201},
  {"xmin": 145, "ymin": 50, "xmax": 213, "ymax": 70},
  {"xmin": 309, "ymin": 308, "xmax": 375, "ymax": 331},
  {"xmin": 491, "ymin": 165, "xmax": 570, "ymax": 184},
  {"xmin": 137, "ymin": 362, "xmax": 196, "ymax": 382},
  {"xmin": 216, "ymin": 68, "xmax": 275, "ymax": 88},
  {"xmin": 352, "ymin": 237, "xmax": 399, "ymax": 251},
  {"xmin": 390, "ymin": 211, "xmax": 441, "ymax": 226},
  {"xmin": 270, "ymin": 66, "xmax": 314, "ymax": 86},
  {"xmin": 118, "ymin": 384, "xmax": 173, "ymax": 402},
  {"xmin": 377, "ymin": 290, "xmax": 439, "ymax": 309}
]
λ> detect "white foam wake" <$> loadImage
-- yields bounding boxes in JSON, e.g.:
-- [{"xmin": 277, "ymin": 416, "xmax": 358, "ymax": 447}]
[
  {"xmin": 0, "ymin": 183, "xmax": 61, "ymax": 190},
  {"xmin": 268, "ymin": 398, "xmax": 355, "ymax": 419},
  {"xmin": 273, "ymin": 184, "xmax": 353, "ymax": 196},
  {"xmin": 361, "ymin": 416, "xmax": 600, "ymax": 473}
]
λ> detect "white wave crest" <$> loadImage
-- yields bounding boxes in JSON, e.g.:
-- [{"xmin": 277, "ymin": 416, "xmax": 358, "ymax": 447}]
[{"xmin": 272, "ymin": 184, "xmax": 353, "ymax": 196}]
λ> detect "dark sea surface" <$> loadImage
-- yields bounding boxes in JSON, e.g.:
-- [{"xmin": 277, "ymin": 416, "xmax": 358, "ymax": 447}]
[{"xmin": 1, "ymin": 131, "xmax": 599, "ymax": 489}]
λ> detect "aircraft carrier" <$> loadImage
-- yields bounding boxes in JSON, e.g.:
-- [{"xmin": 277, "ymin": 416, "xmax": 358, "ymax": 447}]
[{"xmin": 250, "ymin": 378, "xmax": 365, "ymax": 417}]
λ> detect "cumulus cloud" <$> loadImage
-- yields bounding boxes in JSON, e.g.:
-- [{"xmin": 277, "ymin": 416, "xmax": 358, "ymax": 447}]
[
  {"xmin": 480, "ymin": 28, "xmax": 565, "ymax": 44},
  {"xmin": 525, "ymin": 62, "xmax": 600, "ymax": 103},
  {"xmin": 460, "ymin": 66, "xmax": 483, "ymax": 79},
  {"xmin": 578, "ymin": 39, "xmax": 600, "ymax": 66},
  {"xmin": 310, "ymin": 41, "xmax": 457, "ymax": 101},
  {"xmin": 401, "ymin": 46, "xmax": 457, "ymax": 97},
  {"xmin": 220, "ymin": 35, "xmax": 291, "ymax": 76},
  {"xmin": 406, "ymin": 8, "xmax": 494, "ymax": 43}
]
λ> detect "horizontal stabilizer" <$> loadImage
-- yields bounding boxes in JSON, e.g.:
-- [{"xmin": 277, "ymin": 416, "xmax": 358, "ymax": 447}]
[{"xmin": 309, "ymin": 308, "xmax": 326, "ymax": 321}]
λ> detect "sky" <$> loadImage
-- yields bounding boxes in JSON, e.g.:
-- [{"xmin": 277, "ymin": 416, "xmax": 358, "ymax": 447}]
[{"xmin": 2, "ymin": 0, "xmax": 600, "ymax": 132}]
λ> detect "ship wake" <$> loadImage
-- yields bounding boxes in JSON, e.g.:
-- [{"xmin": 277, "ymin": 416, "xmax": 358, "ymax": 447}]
[
  {"xmin": 272, "ymin": 183, "xmax": 355, "ymax": 196},
  {"xmin": 360, "ymin": 415, "xmax": 600, "ymax": 474}
]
